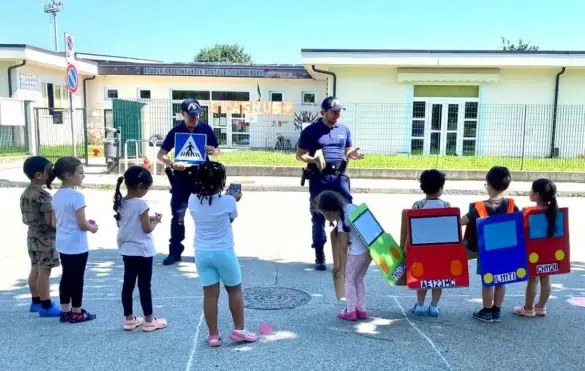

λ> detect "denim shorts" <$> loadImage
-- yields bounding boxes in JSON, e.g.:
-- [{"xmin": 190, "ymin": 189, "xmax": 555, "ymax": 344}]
[{"xmin": 195, "ymin": 248, "xmax": 242, "ymax": 287}]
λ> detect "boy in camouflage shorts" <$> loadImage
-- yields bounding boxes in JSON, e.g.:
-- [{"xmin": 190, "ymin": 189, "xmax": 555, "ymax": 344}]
[{"xmin": 20, "ymin": 156, "xmax": 61, "ymax": 317}]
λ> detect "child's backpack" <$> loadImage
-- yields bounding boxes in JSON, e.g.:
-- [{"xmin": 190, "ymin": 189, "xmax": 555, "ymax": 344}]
[{"xmin": 464, "ymin": 198, "xmax": 516, "ymax": 257}]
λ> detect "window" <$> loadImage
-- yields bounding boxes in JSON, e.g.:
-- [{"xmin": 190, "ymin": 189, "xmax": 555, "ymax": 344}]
[
  {"xmin": 462, "ymin": 102, "xmax": 478, "ymax": 156},
  {"xmin": 106, "ymin": 89, "xmax": 119, "ymax": 99},
  {"xmin": 211, "ymin": 91, "xmax": 250, "ymax": 101},
  {"xmin": 139, "ymin": 89, "xmax": 151, "ymax": 99},
  {"xmin": 269, "ymin": 92, "xmax": 283, "ymax": 102},
  {"xmin": 301, "ymin": 92, "xmax": 316, "ymax": 104},
  {"xmin": 410, "ymin": 101, "xmax": 426, "ymax": 155},
  {"xmin": 171, "ymin": 90, "xmax": 210, "ymax": 101}
]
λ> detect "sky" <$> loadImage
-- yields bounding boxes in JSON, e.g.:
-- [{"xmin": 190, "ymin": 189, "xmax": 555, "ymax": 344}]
[{"xmin": 1, "ymin": 0, "xmax": 584, "ymax": 64}]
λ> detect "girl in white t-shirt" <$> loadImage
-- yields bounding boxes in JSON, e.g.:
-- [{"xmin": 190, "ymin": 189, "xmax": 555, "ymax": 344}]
[
  {"xmin": 189, "ymin": 161, "xmax": 256, "ymax": 347},
  {"xmin": 410, "ymin": 169, "xmax": 451, "ymax": 317},
  {"xmin": 113, "ymin": 166, "xmax": 167, "ymax": 332},
  {"xmin": 315, "ymin": 190, "xmax": 372, "ymax": 321},
  {"xmin": 50, "ymin": 156, "xmax": 98, "ymax": 324}
]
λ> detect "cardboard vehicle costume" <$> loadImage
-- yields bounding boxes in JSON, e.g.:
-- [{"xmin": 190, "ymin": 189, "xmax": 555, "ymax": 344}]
[
  {"xmin": 404, "ymin": 207, "xmax": 470, "ymax": 289},
  {"xmin": 523, "ymin": 207, "xmax": 570, "ymax": 277},
  {"xmin": 330, "ymin": 227, "xmax": 348, "ymax": 300},
  {"xmin": 476, "ymin": 200, "xmax": 529, "ymax": 287},
  {"xmin": 348, "ymin": 204, "xmax": 405, "ymax": 285}
]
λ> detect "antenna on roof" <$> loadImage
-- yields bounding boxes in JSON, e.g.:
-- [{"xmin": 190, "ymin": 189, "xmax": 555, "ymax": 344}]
[{"xmin": 42, "ymin": 0, "xmax": 64, "ymax": 52}]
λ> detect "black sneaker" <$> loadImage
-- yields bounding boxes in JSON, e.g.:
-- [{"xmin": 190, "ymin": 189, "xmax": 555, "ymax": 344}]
[
  {"xmin": 314, "ymin": 260, "xmax": 326, "ymax": 271},
  {"xmin": 491, "ymin": 309, "xmax": 501, "ymax": 322},
  {"xmin": 314, "ymin": 248, "xmax": 326, "ymax": 271},
  {"xmin": 472, "ymin": 308, "xmax": 493, "ymax": 323},
  {"xmin": 163, "ymin": 255, "xmax": 179, "ymax": 266}
]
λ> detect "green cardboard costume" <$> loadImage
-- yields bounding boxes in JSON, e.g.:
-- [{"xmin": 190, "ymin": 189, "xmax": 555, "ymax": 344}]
[{"xmin": 348, "ymin": 203, "xmax": 406, "ymax": 286}]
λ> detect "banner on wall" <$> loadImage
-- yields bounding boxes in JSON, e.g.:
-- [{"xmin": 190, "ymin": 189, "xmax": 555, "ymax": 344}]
[{"xmin": 210, "ymin": 100, "xmax": 294, "ymax": 115}]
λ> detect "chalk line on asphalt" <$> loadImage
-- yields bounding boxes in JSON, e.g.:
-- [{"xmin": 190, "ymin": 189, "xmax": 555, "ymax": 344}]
[
  {"xmin": 393, "ymin": 297, "xmax": 454, "ymax": 371},
  {"xmin": 185, "ymin": 312, "xmax": 205, "ymax": 371}
]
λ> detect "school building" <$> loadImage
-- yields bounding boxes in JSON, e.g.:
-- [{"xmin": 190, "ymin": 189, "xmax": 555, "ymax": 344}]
[{"xmin": 2, "ymin": 43, "xmax": 585, "ymax": 161}]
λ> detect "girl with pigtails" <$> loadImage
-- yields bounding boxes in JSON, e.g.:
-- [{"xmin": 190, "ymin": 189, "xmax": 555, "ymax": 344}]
[{"xmin": 113, "ymin": 166, "xmax": 167, "ymax": 332}]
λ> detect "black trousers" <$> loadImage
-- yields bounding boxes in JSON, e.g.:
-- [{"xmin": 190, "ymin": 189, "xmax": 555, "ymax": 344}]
[
  {"xmin": 121, "ymin": 256, "xmax": 153, "ymax": 317},
  {"xmin": 59, "ymin": 252, "xmax": 89, "ymax": 308}
]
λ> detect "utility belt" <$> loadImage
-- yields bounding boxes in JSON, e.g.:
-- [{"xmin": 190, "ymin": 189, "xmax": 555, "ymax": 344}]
[{"xmin": 301, "ymin": 161, "xmax": 347, "ymax": 186}]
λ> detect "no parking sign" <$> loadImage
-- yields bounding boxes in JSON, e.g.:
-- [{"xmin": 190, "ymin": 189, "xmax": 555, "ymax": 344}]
[{"xmin": 64, "ymin": 33, "xmax": 75, "ymax": 63}]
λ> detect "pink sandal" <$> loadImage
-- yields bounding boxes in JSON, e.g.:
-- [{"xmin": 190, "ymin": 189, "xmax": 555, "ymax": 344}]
[
  {"xmin": 142, "ymin": 317, "xmax": 167, "ymax": 332},
  {"xmin": 337, "ymin": 309, "xmax": 358, "ymax": 321},
  {"xmin": 230, "ymin": 329, "xmax": 257, "ymax": 343},
  {"xmin": 513, "ymin": 305, "xmax": 535, "ymax": 317},
  {"xmin": 534, "ymin": 306, "xmax": 547, "ymax": 316},
  {"xmin": 123, "ymin": 316, "xmax": 145, "ymax": 331},
  {"xmin": 357, "ymin": 309, "xmax": 367, "ymax": 320},
  {"xmin": 207, "ymin": 334, "xmax": 222, "ymax": 347}
]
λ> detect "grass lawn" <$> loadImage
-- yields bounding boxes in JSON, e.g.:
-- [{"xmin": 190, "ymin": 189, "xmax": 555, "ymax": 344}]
[{"xmin": 214, "ymin": 150, "xmax": 585, "ymax": 171}]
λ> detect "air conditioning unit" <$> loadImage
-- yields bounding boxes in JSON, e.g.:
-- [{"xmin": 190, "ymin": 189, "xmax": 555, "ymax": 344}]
[{"xmin": 0, "ymin": 98, "xmax": 25, "ymax": 127}]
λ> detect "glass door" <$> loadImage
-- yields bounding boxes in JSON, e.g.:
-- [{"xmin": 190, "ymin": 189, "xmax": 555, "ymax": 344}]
[
  {"xmin": 229, "ymin": 113, "xmax": 250, "ymax": 147},
  {"xmin": 426, "ymin": 101, "xmax": 464, "ymax": 156}
]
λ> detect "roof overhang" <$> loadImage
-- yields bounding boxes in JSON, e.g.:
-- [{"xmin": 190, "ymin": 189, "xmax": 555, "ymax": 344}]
[
  {"xmin": 301, "ymin": 49, "xmax": 585, "ymax": 68},
  {"xmin": 0, "ymin": 44, "xmax": 98, "ymax": 75}
]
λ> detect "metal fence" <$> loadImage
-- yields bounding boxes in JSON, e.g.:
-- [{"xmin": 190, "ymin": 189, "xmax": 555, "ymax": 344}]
[
  {"xmin": 34, "ymin": 107, "xmax": 87, "ymax": 161},
  {"xmin": 107, "ymin": 99, "xmax": 585, "ymax": 171}
]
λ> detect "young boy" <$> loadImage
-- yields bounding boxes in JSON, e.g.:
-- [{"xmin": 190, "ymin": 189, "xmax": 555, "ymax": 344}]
[
  {"xmin": 461, "ymin": 166, "xmax": 519, "ymax": 323},
  {"xmin": 20, "ymin": 156, "xmax": 61, "ymax": 317},
  {"xmin": 410, "ymin": 169, "xmax": 451, "ymax": 317}
]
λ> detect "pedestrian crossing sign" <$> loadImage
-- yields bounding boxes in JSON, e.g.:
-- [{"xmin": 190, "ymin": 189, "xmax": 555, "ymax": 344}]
[{"xmin": 174, "ymin": 133, "xmax": 207, "ymax": 165}]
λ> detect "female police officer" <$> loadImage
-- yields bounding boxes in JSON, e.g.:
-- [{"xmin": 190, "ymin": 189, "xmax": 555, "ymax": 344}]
[
  {"xmin": 157, "ymin": 98, "xmax": 220, "ymax": 265},
  {"xmin": 296, "ymin": 97, "xmax": 364, "ymax": 271}
]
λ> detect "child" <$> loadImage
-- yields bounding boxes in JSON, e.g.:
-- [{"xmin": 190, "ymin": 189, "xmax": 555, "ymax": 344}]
[
  {"xmin": 50, "ymin": 156, "xmax": 98, "ymax": 323},
  {"xmin": 514, "ymin": 178, "xmax": 558, "ymax": 317},
  {"xmin": 188, "ymin": 161, "xmax": 256, "ymax": 347},
  {"xmin": 113, "ymin": 166, "xmax": 167, "ymax": 331},
  {"xmin": 315, "ymin": 190, "xmax": 372, "ymax": 321},
  {"xmin": 19, "ymin": 156, "xmax": 61, "ymax": 317},
  {"xmin": 410, "ymin": 169, "xmax": 450, "ymax": 317},
  {"xmin": 461, "ymin": 166, "xmax": 519, "ymax": 323}
]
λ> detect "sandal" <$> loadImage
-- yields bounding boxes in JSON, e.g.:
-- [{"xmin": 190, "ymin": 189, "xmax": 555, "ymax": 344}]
[
  {"xmin": 69, "ymin": 309, "xmax": 97, "ymax": 324},
  {"xmin": 143, "ymin": 317, "xmax": 167, "ymax": 332},
  {"xmin": 123, "ymin": 316, "xmax": 145, "ymax": 331},
  {"xmin": 230, "ymin": 329, "xmax": 257, "ymax": 343},
  {"xmin": 513, "ymin": 305, "xmax": 535, "ymax": 317},
  {"xmin": 534, "ymin": 306, "xmax": 547, "ymax": 316},
  {"xmin": 207, "ymin": 333, "xmax": 222, "ymax": 347}
]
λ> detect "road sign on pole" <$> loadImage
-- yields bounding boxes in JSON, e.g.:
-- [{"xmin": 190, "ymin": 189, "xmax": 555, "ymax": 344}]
[
  {"xmin": 66, "ymin": 63, "xmax": 78, "ymax": 94},
  {"xmin": 64, "ymin": 33, "xmax": 75, "ymax": 62}
]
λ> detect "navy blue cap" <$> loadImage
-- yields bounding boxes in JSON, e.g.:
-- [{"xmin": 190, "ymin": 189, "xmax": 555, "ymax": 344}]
[
  {"xmin": 181, "ymin": 98, "xmax": 202, "ymax": 117},
  {"xmin": 321, "ymin": 96, "xmax": 345, "ymax": 111}
]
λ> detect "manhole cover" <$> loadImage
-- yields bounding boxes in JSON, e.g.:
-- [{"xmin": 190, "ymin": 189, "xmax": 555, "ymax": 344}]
[{"xmin": 244, "ymin": 287, "xmax": 311, "ymax": 310}]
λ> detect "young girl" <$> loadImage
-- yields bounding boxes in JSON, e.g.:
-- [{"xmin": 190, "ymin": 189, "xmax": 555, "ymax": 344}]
[
  {"xmin": 410, "ymin": 169, "xmax": 450, "ymax": 317},
  {"xmin": 514, "ymin": 178, "xmax": 558, "ymax": 318},
  {"xmin": 50, "ymin": 156, "xmax": 98, "ymax": 323},
  {"xmin": 315, "ymin": 190, "xmax": 372, "ymax": 321},
  {"xmin": 113, "ymin": 166, "xmax": 167, "ymax": 332},
  {"xmin": 189, "ymin": 161, "xmax": 256, "ymax": 347}
]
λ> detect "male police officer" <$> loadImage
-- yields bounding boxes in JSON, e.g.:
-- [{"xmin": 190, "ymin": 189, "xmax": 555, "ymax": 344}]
[
  {"xmin": 157, "ymin": 98, "xmax": 220, "ymax": 265},
  {"xmin": 296, "ymin": 97, "xmax": 364, "ymax": 271}
]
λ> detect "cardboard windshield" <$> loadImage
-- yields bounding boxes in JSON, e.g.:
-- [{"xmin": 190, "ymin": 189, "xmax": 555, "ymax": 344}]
[
  {"xmin": 405, "ymin": 208, "xmax": 469, "ymax": 290},
  {"xmin": 523, "ymin": 207, "xmax": 570, "ymax": 277},
  {"xmin": 477, "ymin": 212, "xmax": 528, "ymax": 287},
  {"xmin": 349, "ymin": 203, "xmax": 405, "ymax": 286}
]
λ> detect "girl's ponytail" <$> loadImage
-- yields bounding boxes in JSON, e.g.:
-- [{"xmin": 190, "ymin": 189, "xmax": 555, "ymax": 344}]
[
  {"xmin": 46, "ymin": 164, "xmax": 56, "ymax": 190},
  {"xmin": 546, "ymin": 195, "xmax": 558, "ymax": 238},
  {"xmin": 113, "ymin": 176, "xmax": 124, "ymax": 222}
]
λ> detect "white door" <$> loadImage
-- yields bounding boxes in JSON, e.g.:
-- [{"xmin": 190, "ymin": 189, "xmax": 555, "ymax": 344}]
[
  {"xmin": 427, "ymin": 101, "xmax": 461, "ymax": 155},
  {"xmin": 228, "ymin": 113, "xmax": 250, "ymax": 147}
]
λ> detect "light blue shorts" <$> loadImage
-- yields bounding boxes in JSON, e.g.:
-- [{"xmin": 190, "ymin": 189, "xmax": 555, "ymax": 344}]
[{"xmin": 195, "ymin": 248, "xmax": 242, "ymax": 287}]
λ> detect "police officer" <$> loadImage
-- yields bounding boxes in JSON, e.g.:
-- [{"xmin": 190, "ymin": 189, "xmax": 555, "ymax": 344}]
[
  {"xmin": 157, "ymin": 98, "xmax": 220, "ymax": 265},
  {"xmin": 296, "ymin": 97, "xmax": 364, "ymax": 271}
]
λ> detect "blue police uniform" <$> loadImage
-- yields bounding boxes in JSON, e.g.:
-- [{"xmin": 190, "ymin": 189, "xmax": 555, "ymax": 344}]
[
  {"xmin": 298, "ymin": 97, "xmax": 353, "ymax": 269},
  {"xmin": 160, "ymin": 99, "xmax": 219, "ymax": 265}
]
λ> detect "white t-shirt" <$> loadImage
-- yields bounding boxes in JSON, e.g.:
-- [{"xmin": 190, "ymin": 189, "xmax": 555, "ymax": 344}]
[
  {"xmin": 338, "ymin": 203, "xmax": 369, "ymax": 256},
  {"xmin": 52, "ymin": 187, "xmax": 88, "ymax": 254},
  {"xmin": 189, "ymin": 193, "xmax": 237, "ymax": 251},
  {"xmin": 412, "ymin": 199, "xmax": 451, "ymax": 209},
  {"xmin": 116, "ymin": 198, "xmax": 155, "ymax": 257}
]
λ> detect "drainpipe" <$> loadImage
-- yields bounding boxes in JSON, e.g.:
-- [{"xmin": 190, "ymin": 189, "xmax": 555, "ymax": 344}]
[
  {"xmin": 311, "ymin": 65, "xmax": 337, "ymax": 97},
  {"xmin": 8, "ymin": 60, "xmax": 27, "ymax": 97},
  {"xmin": 550, "ymin": 67, "xmax": 566, "ymax": 158},
  {"xmin": 83, "ymin": 76, "xmax": 96, "ymax": 163}
]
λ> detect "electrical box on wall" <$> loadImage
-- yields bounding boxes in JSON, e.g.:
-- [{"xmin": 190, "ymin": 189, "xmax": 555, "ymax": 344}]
[{"xmin": 0, "ymin": 98, "xmax": 25, "ymax": 127}]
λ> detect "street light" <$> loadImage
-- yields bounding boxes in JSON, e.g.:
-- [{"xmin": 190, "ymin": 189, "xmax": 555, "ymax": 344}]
[{"xmin": 42, "ymin": 0, "xmax": 64, "ymax": 52}]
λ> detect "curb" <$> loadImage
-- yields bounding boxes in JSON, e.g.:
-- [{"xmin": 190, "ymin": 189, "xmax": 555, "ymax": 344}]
[{"xmin": 1, "ymin": 179, "xmax": 584, "ymax": 197}]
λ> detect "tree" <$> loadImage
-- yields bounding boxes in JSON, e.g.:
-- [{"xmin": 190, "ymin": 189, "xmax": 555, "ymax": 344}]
[
  {"xmin": 501, "ymin": 37, "xmax": 539, "ymax": 51},
  {"xmin": 195, "ymin": 43, "xmax": 253, "ymax": 63}
]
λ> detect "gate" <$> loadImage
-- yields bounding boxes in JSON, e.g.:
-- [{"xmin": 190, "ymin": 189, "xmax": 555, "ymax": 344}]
[{"xmin": 34, "ymin": 107, "xmax": 88, "ymax": 163}]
